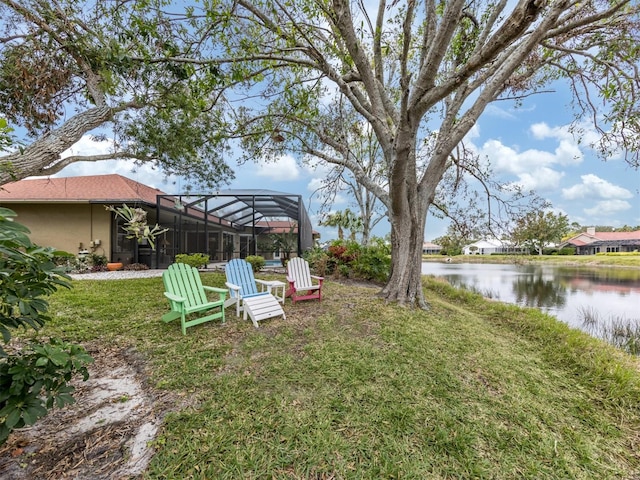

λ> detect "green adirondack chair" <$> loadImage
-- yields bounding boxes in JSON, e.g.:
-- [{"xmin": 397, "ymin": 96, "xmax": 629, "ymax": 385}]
[{"xmin": 162, "ymin": 263, "xmax": 228, "ymax": 335}]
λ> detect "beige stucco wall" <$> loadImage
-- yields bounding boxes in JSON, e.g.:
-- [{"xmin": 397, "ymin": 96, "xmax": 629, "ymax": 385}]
[{"xmin": 4, "ymin": 203, "xmax": 113, "ymax": 259}]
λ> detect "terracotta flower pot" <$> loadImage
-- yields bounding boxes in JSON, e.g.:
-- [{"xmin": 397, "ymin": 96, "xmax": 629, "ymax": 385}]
[{"xmin": 107, "ymin": 262, "xmax": 123, "ymax": 271}]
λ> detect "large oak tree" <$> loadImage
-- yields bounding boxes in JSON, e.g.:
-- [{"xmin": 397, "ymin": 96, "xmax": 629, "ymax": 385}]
[
  {"xmin": 207, "ymin": 0, "xmax": 639, "ymax": 306},
  {"xmin": 2, "ymin": 0, "xmax": 639, "ymax": 307}
]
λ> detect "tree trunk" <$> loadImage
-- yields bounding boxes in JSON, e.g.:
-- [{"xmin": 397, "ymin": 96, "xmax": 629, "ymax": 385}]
[
  {"xmin": 361, "ymin": 224, "xmax": 370, "ymax": 246},
  {"xmin": 380, "ymin": 204, "xmax": 427, "ymax": 308},
  {"xmin": 379, "ymin": 126, "xmax": 429, "ymax": 308}
]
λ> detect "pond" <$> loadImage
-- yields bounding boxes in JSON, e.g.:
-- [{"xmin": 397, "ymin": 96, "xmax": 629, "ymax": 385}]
[{"xmin": 421, "ymin": 261, "xmax": 640, "ymax": 336}]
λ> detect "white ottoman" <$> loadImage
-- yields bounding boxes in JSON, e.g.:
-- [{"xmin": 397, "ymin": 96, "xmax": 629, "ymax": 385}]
[{"xmin": 242, "ymin": 294, "xmax": 286, "ymax": 328}]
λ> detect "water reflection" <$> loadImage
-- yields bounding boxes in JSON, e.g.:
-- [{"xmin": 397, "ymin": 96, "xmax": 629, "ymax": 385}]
[
  {"xmin": 421, "ymin": 262, "xmax": 640, "ymax": 334},
  {"xmin": 512, "ymin": 270, "xmax": 567, "ymax": 310}
]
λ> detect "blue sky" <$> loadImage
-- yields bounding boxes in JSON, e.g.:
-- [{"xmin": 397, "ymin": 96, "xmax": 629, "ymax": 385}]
[{"xmin": 50, "ymin": 84, "xmax": 640, "ymax": 244}]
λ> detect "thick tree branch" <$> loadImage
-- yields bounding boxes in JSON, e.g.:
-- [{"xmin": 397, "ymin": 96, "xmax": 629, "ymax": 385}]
[
  {"xmin": 37, "ymin": 153, "xmax": 132, "ymax": 177},
  {"xmin": 0, "ymin": 101, "xmax": 139, "ymax": 184}
]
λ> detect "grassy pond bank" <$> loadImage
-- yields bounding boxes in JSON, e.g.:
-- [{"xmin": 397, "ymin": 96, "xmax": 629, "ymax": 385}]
[{"xmin": 2, "ymin": 257, "xmax": 639, "ymax": 478}]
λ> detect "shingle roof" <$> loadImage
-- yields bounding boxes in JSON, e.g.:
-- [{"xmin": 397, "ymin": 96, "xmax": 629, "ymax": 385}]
[
  {"xmin": 0, "ymin": 174, "xmax": 167, "ymax": 204},
  {"xmin": 255, "ymin": 219, "xmax": 320, "ymax": 236},
  {"xmin": 590, "ymin": 231, "xmax": 640, "ymax": 240},
  {"xmin": 565, "ymin": 230, "xmax": 640, "ymax": 244}
]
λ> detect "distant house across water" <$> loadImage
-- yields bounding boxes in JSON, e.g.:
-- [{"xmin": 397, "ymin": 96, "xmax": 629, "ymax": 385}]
[
  {"xmin": 422, "ymin": 242, "xmax": 442, "ymax": 255},
  {"xmin": 462, "ymin": 239, "xmax": 527, "ymax": 255},
  {"xmin": 560, "ymin": 227, "xmax": 640, "ymax": 255}
]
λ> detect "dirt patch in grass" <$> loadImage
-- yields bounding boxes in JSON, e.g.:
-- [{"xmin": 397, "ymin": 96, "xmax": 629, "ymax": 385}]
[{"xmin": 0, "ymin": 344, "xmax": 177, "ymax": 480}]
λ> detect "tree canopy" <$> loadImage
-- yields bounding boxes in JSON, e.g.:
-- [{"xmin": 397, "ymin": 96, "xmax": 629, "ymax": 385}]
[
  {"xmin": 2, "ymin": 0, "xmax": 639, "ymax": 306},
  {"xmin": 210, "ymin": 0, "xmax": 639, "ymax": 305},
  {"xmin": 511, "ymin": 210, "xmax": 571, "ymax": 255},
  {"xmin": 319, "ymin": 209, "xmax": 364, "ymax": 242},
  {"xmin": 0, "ymin": 0, "xmax": 234, "ymax": 187}
]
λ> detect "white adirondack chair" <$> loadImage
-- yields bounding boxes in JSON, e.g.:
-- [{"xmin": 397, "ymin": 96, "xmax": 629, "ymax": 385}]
[{"xmin": 285, "ymin": 257, "xmax": 324, "ymax": 303}]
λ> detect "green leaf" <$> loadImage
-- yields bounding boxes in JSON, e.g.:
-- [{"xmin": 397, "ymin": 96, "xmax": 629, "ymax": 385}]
[
  {"xmin": 55, "ymin": 393, "xmax": 76, "ymax": 408},
  {"xmin": 4, "ymin": 408, "xmax": 22, "ymax": 429},
  {"xmin": 35, "ymin": 356, "xmax": 49, "ymax": 367},
  {"xmin": 46, "ymin": 349, "xmax": 70, "ymax": 367}
]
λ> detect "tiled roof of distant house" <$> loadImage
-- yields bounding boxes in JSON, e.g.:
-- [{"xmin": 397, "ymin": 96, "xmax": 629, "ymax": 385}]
[
  {"xmin": 590, "ymin": 231, "xmax": 640, "ymax": 240},
  {"xmin": 564, "ymin": 230, "xmax": 640, "ymax": 245},
  {"xmin": 256, "ymin": 220, "xmax": 297, "ymax": 233},
  {"xmin": 0, "ymin": 174, "xmax": 167, "ymax": 205},
  {"xmin": 256, "ymin": 219, "xmax": 319, "ymax": 237},
  {"xmin": 570, "ymin": 239, "xmax": 588, "ymax": 246}
]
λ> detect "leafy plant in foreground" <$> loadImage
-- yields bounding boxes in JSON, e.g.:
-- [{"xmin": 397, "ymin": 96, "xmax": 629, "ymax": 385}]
[
  {"xmin": 0, "ymin": 207, "xmax": 93, "ymax": 445},
  {"xmin": 0, "ymin": 339, "xmax": 92, "ymax": 443}
]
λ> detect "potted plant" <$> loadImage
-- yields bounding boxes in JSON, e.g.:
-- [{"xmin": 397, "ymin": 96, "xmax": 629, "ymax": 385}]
[{"xmin": 107, "ymin": 204, "xmax": 168, "ymax": 250}]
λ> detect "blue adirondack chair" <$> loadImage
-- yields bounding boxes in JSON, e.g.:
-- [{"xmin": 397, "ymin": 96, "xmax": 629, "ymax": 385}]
[
  {"xmin": 224, "ymin": 259, "xmax": 285, "ymax": 327},
  {"xmin": 162, "ymin": 263, "xmax": 227, "ymax": 335}
]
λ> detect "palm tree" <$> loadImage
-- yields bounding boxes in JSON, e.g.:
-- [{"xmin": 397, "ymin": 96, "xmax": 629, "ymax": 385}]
[
  {"xmin": 320, "ymin": 211, "xmax": 346, "ymax": 240},
  {"xmin": 320, "ymin": 209, "xmax": 364, "ymax": 242},
  {"xmin": 343, "ymin": 209, "xmax": 364, "ymax": 241}
]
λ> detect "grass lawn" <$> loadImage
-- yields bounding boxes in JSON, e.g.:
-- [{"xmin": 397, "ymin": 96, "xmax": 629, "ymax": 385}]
[{"xmin": 24, "ymin": 272, "xmax": 640, "ymax": 478}]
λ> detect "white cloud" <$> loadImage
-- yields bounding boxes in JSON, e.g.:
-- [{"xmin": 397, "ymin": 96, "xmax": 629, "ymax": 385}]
[
  {"xmin": 306, "ymin": 177, "xmax": 325, "ymax": 193},
  {"xmin": 515, "ymin": 168, "xmax": 564, "ymax": 191},
  {"xmin": 474, "ymin": 120, "xmax": 628, "ymax": 193},
  {"xmin": 61, "ymin": 135, "xmax": 114, "ymax": 158},
  {"xmin": 553, "ymin": 138, "xmax": 582, "ymax": 166},
  {"xmin": 255, "ymin": 154, "xmax": 300, "ymax": 181},
  {"xmin": 479, "ymin": 140, "xmax": 563, "ymax": 192},
  {"xmin": 584, "ymin": 199, "xmax": 632, "ymax": 217},
  {"xmin": 562, "ymin": 174, "xmax": 633, "ymax": 200},
  {"xmin": 529, "ymin": 122, "xmax": 554, "ymax": 139},
  {"xmin": 529, "ymin": 122, "xmax": 582, "ymax": 166}
]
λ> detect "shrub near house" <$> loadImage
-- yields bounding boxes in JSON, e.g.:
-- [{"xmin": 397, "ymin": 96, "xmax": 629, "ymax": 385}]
[
  {"xmin": 175, "ymin": 253, "xmax": 210, "ymax": 269},
  {"xmin": 305, "ymin": 239, "xmax": 391, "ymax": 283}
]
